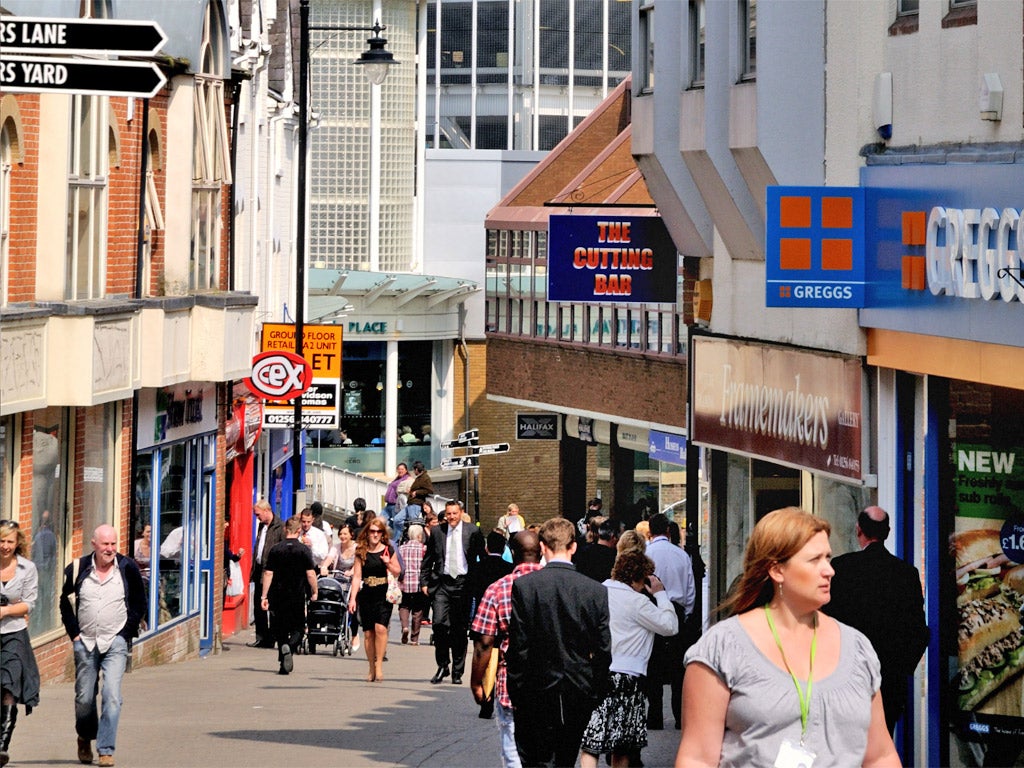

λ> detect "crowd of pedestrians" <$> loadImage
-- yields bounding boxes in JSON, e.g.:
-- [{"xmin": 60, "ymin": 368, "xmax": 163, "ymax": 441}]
[{"xmin": 2, "ymin": 463, "xmax": 927, "ymax": 768}]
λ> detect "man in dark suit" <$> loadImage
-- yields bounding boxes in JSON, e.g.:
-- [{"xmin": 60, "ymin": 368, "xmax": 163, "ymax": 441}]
[
  {"xmin": 823, "ymin": 506, "xmax": 929, "ymax": 734},
  {"xmin": 421, "ymin": 500, "xmax": 485, "ymax": 685},
  {"xmin": 248, "ymin": 499, "xmax": 285, "ymax": 648},
  {"xmin": 507, "ymin": 516, "xmax": 611, "ymax": 768}
]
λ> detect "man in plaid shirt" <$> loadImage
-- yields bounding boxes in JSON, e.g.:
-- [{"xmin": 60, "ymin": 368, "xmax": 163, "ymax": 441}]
[{"xmin": 470, "ymin": 530, "xmax": 543, "ymax": 768}]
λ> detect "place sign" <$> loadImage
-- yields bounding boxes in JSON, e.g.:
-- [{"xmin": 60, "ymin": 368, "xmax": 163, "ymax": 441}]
[
  {"xmin": 0, "ymin": 56, "xmax": 167, "ymax": 98},
  {"xmin": 0, "ymin": 17, "xmax": 168, "ymax": 56}
]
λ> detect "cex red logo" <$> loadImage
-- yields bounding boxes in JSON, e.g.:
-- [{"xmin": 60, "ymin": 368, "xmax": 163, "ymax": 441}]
[{"xmin": 244, "ymin": 351, "xmax": 313, "ymax": 400}]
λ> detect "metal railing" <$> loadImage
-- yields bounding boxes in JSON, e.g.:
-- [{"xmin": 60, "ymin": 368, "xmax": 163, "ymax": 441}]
[{"xmin": 306, "ymin": 461, "xmax": 451, "ymax": 524}]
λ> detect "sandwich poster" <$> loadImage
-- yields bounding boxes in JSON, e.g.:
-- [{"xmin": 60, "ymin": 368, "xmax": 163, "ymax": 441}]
[{"xmin": 951, "ymin": 443, "xmax": 1024, "ymax": 736}]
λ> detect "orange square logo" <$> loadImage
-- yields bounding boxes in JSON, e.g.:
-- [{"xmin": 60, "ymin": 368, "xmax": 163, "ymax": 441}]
[
  {"xmin": 779, "ymin": 239, "xmax": 812, "ymax": 270},
  {"xmin": 821, "ymin": 239, "xmax": 853, "ymax": 271},
  {"xmin": 901, "ymin": 255, "xmax": 926, "ymax": 290},
  {"xmin": 902, "ymin": 211, "xmax": 927, "ymax": 246},
  {"xmin": 780, "ymin": 197, "xmax": 812, "ymax": 228},
  {"xmin": 821, "ymin": 197, "xmax": 853, "ymax": 229}
]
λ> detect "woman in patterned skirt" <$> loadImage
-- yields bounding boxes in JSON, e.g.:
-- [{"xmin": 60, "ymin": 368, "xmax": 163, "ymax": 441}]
[{"xmin": 580, "ymin": 550, "xmax": 678, "ymax": 768}]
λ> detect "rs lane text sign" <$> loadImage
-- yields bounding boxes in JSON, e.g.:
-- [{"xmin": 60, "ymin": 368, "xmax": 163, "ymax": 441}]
[
  {"xmin": 0, "ymin": 56, "xmax": 167, "ymax": 98},
  {"xmin": 0, "ymin": 17, "xmax": 168, "ymax": 56}
]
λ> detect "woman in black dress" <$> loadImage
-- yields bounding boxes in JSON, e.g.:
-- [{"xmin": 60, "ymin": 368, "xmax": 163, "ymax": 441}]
[{"xmin": 347, "ymin": 517, "xmax": 401, "ymax": 682}]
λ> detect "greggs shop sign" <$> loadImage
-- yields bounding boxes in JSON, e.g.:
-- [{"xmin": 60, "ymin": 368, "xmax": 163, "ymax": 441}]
[
  {"xmin": 691, "ymin": 336, "xmax": 864, "ymax": 481},
  {"xmin": 768, "ymin": 166, "xmax": 1024, "ymax": 325},
  {"xmin": 547, "ymin": 214, "xmax": 676, "ymax": 303}
]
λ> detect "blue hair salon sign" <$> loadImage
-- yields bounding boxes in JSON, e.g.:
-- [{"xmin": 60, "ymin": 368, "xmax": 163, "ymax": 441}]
[{"xmin": 547, "ymin": 214, "xmax": 677, "ymax": 303}]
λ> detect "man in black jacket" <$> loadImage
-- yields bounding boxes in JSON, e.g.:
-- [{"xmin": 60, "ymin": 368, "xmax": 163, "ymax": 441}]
[
  {"xmin": 59, "ymin": 524, "xmax": 146, "ymax": 768},
  {"xmin": 507, "ymin": 517, "xmax": 611, "ymax": 767},
  {"xmin": 248, "ymin": 499, "xmax": 284, "ymax": 648},
  {"xmin": 823, "ymin": 506, "xmax": 929, "ymax": 734},
  {"xmin": 421, "ymin": 500, "xmax": 485, "ymax": 685}
]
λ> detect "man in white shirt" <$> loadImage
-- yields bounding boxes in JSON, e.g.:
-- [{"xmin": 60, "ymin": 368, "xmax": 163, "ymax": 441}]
[
  {"xmin": 298, "ymin": 508, "xmax": 329, "ymax": 567},
  {"xmin": 643, "ymin": 512, "xmax": 695, "ymax": 730},
  {"xmin": 59, "ymin": 525, "xmax": 146, "ymax": 768},
  {"xmin": 420, "ymin": 501, "xmax": 485, "ymax": 685}
]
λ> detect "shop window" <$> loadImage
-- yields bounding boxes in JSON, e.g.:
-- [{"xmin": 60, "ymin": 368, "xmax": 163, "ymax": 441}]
[
  {"xmin": 80, "ymin": 404, "xmax": 117, "ymax": 537},
  {"xmin": 29, "ymin": 408, "xmax": 69, "ymax": 638},
  {"xmin": 66, "ymin": 94, "xmax": 108, "ymax": 300},
  {"xmin": 135, "ymin": 437, "xmax": 209, "ymax": 632},
  {"xmin": 0, "ymin": 416, "xmax": 12, "ymax": 524}
]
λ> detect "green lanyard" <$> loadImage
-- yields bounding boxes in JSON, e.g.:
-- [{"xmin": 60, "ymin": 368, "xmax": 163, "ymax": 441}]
[{"xmin": 765, "ymin": 605, "xmax": 817, "ymax": 742}]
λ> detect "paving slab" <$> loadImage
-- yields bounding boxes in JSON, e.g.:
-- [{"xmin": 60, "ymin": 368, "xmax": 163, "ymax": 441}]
[{"xmin": 12, "ymin": 620, "xmax": 682, "ymax": 767}]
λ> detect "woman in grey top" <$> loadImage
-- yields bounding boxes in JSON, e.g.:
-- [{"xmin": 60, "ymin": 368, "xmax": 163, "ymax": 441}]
[
  {"xmin": 676, "ymin": 508, "xmax": 899, "ymax": 768},
  {"xmin": 0, "ymin": 520, "xmax": 41, "ymax": 767}
]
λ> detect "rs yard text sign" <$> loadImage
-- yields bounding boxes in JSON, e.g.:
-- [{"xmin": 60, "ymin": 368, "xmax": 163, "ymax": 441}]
[
  {"xmin": 0, "ymin": 56, "xmax": 166, "ymax": 98},
  {"xmin": 547, "ymin": 215, "xmax": 676, "ymax": 303}
]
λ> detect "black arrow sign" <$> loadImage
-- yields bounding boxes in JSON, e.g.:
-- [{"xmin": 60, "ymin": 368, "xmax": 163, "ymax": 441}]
[
  {"xmin": 0, "ymin": 56, "xmax": 167, "ymax": 98},
  {"xmin": 0, "ymin": 17, "xmax": 167, "ymax": 56}
]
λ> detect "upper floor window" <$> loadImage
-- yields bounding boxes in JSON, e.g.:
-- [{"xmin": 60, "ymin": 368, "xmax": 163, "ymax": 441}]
[
  {"xmin": 689, "ymin": 0, "xmax": 705, "ymax": 88},
  {"xmin": 638, "ymin": 3, "xmax": 655, "ymax": 93},
  {"xmin": 739, "ymin": 0, "xmax": 756, "ymax": 81},
  {"xmin": 66, "ymin": 94, "xmax": 108, "ymax": 300},
  {"xmin": 191, "ymin": 1, "xmax": 230, "ymax": 292},
  {"xmin": 1, "ymin": 120, "xmax": 11, "ymax": 307},
  {"xmin": 897, "ymin": 0, "xmax": 919, "ymax": 14}
]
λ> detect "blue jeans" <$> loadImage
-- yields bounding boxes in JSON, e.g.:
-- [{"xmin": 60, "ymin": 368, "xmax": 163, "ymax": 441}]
[
  {"xmin": 74, "ymin": 635, "xmax": 128, "ymax": 756},
  {"xmin": 391, "ymin": 503, "xmax": 421, "ymax": 545},
  {"xmin": 496, "ymin": 698, "xmax": 522, "ymax": 768}
]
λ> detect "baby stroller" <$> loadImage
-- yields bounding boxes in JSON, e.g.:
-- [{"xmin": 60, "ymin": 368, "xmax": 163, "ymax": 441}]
[{"xmin": 304, "ymin": 574, "xmax": 352, "ymax": 656}]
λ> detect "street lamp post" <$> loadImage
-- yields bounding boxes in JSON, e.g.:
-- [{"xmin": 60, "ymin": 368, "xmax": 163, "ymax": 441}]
[{"xmin": 292, "ymin": 0, "xmax": 395, "ymax": 513}]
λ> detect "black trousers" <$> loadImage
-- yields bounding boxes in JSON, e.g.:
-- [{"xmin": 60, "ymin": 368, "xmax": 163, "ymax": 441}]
[
  {"xmin": 513, "ymin": 689, "xmax": 596, "ymax": 767},
  {"xmin": 645, "ymin": 603, "xmax": 687, "ymax": 728},
  {"xmin": 251, "ymin": 565, "xmax": 270, "ymax": 641},
  {"xmin": 431, "ymin": 575, "xmax": 470, "ymax": 676},
  {"xmin": 269, "ymin": 604, "xmax": 304, "ymax": 664}
]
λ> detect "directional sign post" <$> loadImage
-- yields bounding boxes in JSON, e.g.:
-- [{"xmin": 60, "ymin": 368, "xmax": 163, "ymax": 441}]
[
  {"xmin": 0, "ymin": 17, "xmax": 168, "ymax": 56},
  {"xmin": 0, "ymin": 56, "xmax": 167, "ymax": 98},
  {"xmin": 0, "ymin": 17, "xmax": 168, "ymax": 98}
]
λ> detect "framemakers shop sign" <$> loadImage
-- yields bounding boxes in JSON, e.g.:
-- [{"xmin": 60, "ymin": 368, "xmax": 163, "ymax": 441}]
[{"xmin": 691, "ymin": 337, "xmax": 864, "ymax": 481}]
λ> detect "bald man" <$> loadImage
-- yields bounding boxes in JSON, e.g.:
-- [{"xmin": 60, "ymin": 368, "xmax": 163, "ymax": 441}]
[
  {"xmin": 823, "ymin": 506, "xmax": 929, "ymax": 734},
  {"xmin": 60, "ymin": 525, "xmax": 146, "ymax": 767}
]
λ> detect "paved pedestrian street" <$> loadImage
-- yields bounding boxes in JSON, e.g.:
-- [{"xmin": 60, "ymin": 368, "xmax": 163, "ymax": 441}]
[{"xmin": 14, "ymin": 622, "xmax": 681, "ymax": 767}]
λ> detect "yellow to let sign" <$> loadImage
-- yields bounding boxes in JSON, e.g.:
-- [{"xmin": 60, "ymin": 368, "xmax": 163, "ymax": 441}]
[{"xmin": 261, "ymin": 323, "xmax": 342, "ymax": 378}]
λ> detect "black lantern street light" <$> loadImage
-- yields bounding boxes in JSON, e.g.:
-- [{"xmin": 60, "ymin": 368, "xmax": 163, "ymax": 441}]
[{"xmin": 292, "ymin": 0, "xmax": 396, "ymax": 510}]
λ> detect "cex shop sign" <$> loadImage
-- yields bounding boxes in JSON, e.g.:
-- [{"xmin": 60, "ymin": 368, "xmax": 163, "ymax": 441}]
[{"xmin": 245, "ymin": 351, "xmax": 312, "ymax": 400}]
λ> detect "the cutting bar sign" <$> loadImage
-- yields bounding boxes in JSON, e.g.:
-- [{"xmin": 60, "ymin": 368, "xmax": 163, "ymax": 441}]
[{"xmin": 245, "ymin": 351, "xmax": 312, "ymax": 400}]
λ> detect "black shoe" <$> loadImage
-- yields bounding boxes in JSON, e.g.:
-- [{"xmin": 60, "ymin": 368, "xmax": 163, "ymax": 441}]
[
  {"xmin": 430, "ymin": 666, "xmax": 450, "ymax": 684},
  {"xmin": 247, "ymin": 638, "xmax": 274, "ymax": 648},
  {"xmin": 451, "ymin": 675, "xmax": 463, "ymax": 685},
  {"xmin": 281, "ymin": 644, "xmax": 294, "ymax": 674}
]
